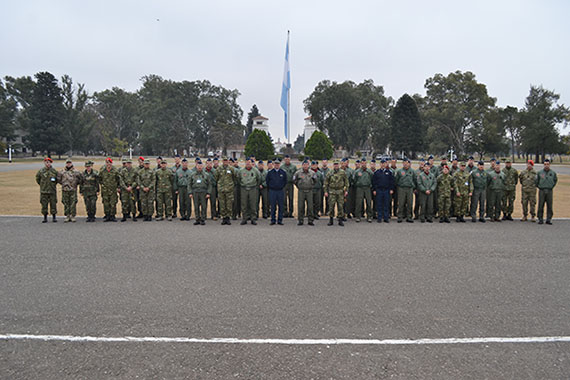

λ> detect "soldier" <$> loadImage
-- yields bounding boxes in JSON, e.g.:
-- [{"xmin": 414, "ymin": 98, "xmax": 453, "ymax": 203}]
[
  {"xmin": 80, "ymin": 161, "xmax": 99, "ymax": 222},
  {"xmin": 372, "ymin": 159, "xmax": 395, "ymax": 223},
  {"xmin": 389, "ymin": 158, "xmax": 398, "ymax": 217},
  {"xmin": 311, "ymin": 161, "xmax": 324, "ymax": 220},
  {"xmin": 282, "ymin": 155, "xmax": 297, "ymax": 218},
  {"xmin": 470, "ymin": 161, "xmax": 489, "ymax": 223},
  {"xmin": 135, "ymin": 156, "xmax": 145, "ymax": 218},
  {"xmin": 119, "ymin": 158, "xmax": 138, "ymax": 222},
  {"xmin": 487, "ymin": 161, "xmax": 506, "ymax": 222},
  {"xmin": 370, "ymin": 159, "xmax": 378, "ymax": 220},
  {"xmin": 138, "ymin": 159, "xmax": 155, "ymax": 221},
  {"xmin": 57, "ymin": 159, "xmax": 83, "ymax": 223},
  {"xmin": 213, "ymin": 157, "xmax": 221, "ymax": 217},
  {"xmin": 353, "ymin": 158, "xmax": 374, "ymax": 223},
  {"xmin": 154, "ymin": 156, "xmax": 162, "ymax": 217},
  {"xmin": 231, "ymin": 158, "xmax": 241, "ymax": 220},
  {"xmin": 257, "ymin": 160, "xmax": 269, "ymax": 219},
  {"xmin": 171, "ymin": 154, "xmax": 182, "ymax": 218},
  {"xmin": 294, "ymin": 160, "xmax": 317, "ymax": 226},
  {"xmin": 485, "ymin": 158, "xmax": 497, "ymax": 218},
  {"xmin": 205, "ymin": 158, "xmax": 218, "ymax": 220},
  {"xmin": 437, "ymin": 165, "xmax": 453, "ymax": 223},
  {"xmin": 239, "ymin": 159, "xmax": 261, "ymax": 225},
  {"xmin": 519, "ymin": 160, "xmax": 537, "ymax": 222},
  {"xmin": 536, "ymin": 159, "xmax": 558, "ymax": 225},
  {"xmin": 36, "ymin": 157, "xmax": 59, "ymax": 223},
  {"xmin": 215, "ymin": 157, "xmax": 237, "ymax": 225},
  {"xmin": 324, "ymin": 160, "xmax": 349, "ymax": 226},
  {"xmin": 395, "ymin": 159, "xmax": 416, "ymax": 223},
  {"xmin": 320, "ymin": 159, "xmax": 330, "ymax": 215},
  {"xmin": 413, "ymin": 159, "xmax": 426, "ymax": 219},
  {"xmin": 449, "ymin": 157, "xmax": 459, "ymax": 216},
  {"xmin": 346, "ymin": 160, "xmax": 359, "ymax": 218},
  {"xmin": 189, "ymin": 160, "xmax": 213, "ymax": 225},
  {"xmin": 155, "ymin": 159, "xmax": 174, "ymax": 221},
  {"xmin": 416, "ymin": 164, "xmax": 436, "ymax": 223},
  {"xmin": 466, "ymin": 156, "xmax": 476, "ymax": 173},
  {"xmin": 452, "ymin": 162, "xmax": 473, "ymax": 223},
  {"xmin": 501, "ymin": 159, "xmax": 518, "ymax": 221},
  {"xmin": 173, "ymin": 158, "xmax": 192, "ymax": 220},
  {"xmin": 266, "ymin": 158, "xmax": 287, "ymax": 225},
  {"xmin": 341, "ymin": 158, "xmax": 355, "ymax": 219},
  {"xmin": 99, "ymin": 157, "xmax": 121, "ymax": 222}
]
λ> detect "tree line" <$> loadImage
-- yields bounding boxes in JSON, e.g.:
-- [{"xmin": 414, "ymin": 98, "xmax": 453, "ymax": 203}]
[{"xmin": 1, "ymin": 70, "xmax": 569, "ymax": 162}]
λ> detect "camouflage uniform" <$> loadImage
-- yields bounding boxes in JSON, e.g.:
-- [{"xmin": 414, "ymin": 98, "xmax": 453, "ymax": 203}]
[
  {"xmin": 58, "ymin": 165, "xmax": 83, "ymax": 220},
  {"xmin": 325, "ymin": 168, "xmax": 349, "ymax": 221},
  {"xmin": 171, "ymin": 163, "xmax": 182, "ymax": 217},
  {"xmin": 119, "ymin": 166, "xmax": 138, "ymax": 218},
  {"xmin": 173, "ymin": 167, "xmax": 193, "ymax": 220},
  {"xmin": 437, "ymin": 173, "xmax": 453, "ymax": 220},
  {"xmin": 155, "ymin": 167, "xmax": 174, "ymax": 219},
  {"xmin": 319, "ymin": 166, "xmax": 330, "ymax": 214},
  {"xmin": 258, "ymin": 168, "xmax": 269, "ymax": 219},
  {"xmin": 294, "ymin": 168, "xmax": 317, "ymax": 223},
  {"xmin": 452, "ymin": 169, "xmax": 473, "ymax": 218},
  {"xmin": 138, "ymin": 166, "xmax": 156, "ymax": 218},
  {"xmin": 214, "ymin": 164, "xmax": 237, "ymax": 219},
  {"xmin": 353, "ymin": 167, "xmax": 374, "ymax": 222},
  {"xmin": 519, "ymin": 168, "xmax": 537, "ymax": 219},
  {"xmin": 205, "ymin": 167, "xmax": 217, "ymax": 219},
  {"xmin": 134, "ymin": 163, "xmax": 144, "ymax": 216},
  {"xmin": 487, "ymin": 170, "xmax": 506, "ymax": 221},
  {"xmin": 80, "ymin": 167, "xmax": 99, "ymax": 220},
  {"xmin": 189, "ymin": 169, "xmax": 213, "ymax": 222},
  {"xmin": 99, "ymin": 165, "xmax": 121, "ymax": 219},
  {"xmin": 36, "ymin": 166, "xmax": 59, "ymax": 216},
  {"xmin": 502, "ymin": 166, "xmax": 518, "ymax": 218}
]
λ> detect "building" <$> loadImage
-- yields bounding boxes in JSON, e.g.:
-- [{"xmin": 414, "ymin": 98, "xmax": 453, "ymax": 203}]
[
  {"xmin": 252, "ymin": 115, "xmax": 269, "ymax": 135},
  {"xmin": 303, "ymin": 116, "xmax": 316, "ymax": 145}
]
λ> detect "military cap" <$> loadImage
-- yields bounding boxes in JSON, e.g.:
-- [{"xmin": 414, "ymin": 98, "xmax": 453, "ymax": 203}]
[
  {"xmin": 222, "ymin": 156, "xmax": 228, "ymax": 160},
  {"xmin": 213, "ymin": 157, "xmax": 219, "ymax": 161},
  {"xmin": 490, "ymin": 157, "xmax": 496, "ymax": 161},
  {"xmin": 495, "ymin": 160, "xmax": 501, "ymax": 165},
  {"xmin": 144, "ymin": 159, "xmax": 151, "ymax": 164},
  {"xmin": 361, "ymin": 158, "xmax": 367, "ymax": 162},
  {"xmin": 544, "ymin": 159, "xmax": 550, "ymax": 163},
  {"xmin": 274, "ymin": 158, "xmax": 282, "ymax": 163},
  {"xmin": 182, "ymin": 158, "xmax": 188, "ymax": 162},
  {"xmin": 322, "ymin": 158, "xmax": 328, "ymax": 161},
  {"xmin": 333, "ymin": 160, "xmax": 340, "ymax": 164},
  {"xmin": 105, "ymin": 157, "xmax": 113, "ymax": 163},
  {"xmin": 196, "ymin": 160, "xmax": 203, "ymax": 165},
  {"xmin": 284, "ymin": 154, "xmax": 290, "ymax": 158},
  {"xmin": 405, "ymin": 158, "xmax": 411, "ymax": 163},
  {"xmin": 460, "ymin": 161, "xmax": 466, "ymax": 166},
  {"xmin": 258, "ymin": 160, "xmax": 264, "ymax": 164},
  {"xmin": 229, "ymin": 158, "xmax": 235, "ymax": 162},
  {"xmin": 478, "ymin": 161, "xmax": 484, "ymax": 165},
  {"xmin": 206, "ymin": 158, "xmax": 212, "ymax": 162},
  {"xmin": 468, "ymin": 156, "xmax": 474, "ymax": 160},
  {"xmin": 161, "ymin": 159, "xmax": 168, "ymax": 164},
  {"xmin": 355, "ymin": 160, "xmax": 360, "ymax": 163},
  {"xmin": 341, "ymin": 158, "xmax": 347, "ymax": 162},
  {"xmin": 125, "ymin": 157, "xmax": 132, "ymax": 163},
  {"xmin": 428, "ymin": 155, "xmax": 434, "ymax": 160},
  {"xmin": 302, "ymin": 160, "xmax": 309, "ymax": 164},
  {"xmin": 506, "ymin": 158, "xmax": 512, "ymax": 163},
  {"xmin": 419, "ymin": 158, "xmax": 425, "ymax": 162},
  {"xmin": 267, "ymin": 160, "xmax": 273, "ymax": 164},
  {"xmin": 138, "ymin": 156, "xmax": 145, "ymax": 161},
  {"xmin": 380, "ymin": 159, "xmax": 386, "ymax": 163},
  {"xmin": 441, "ymin": 155, "xmax": 448, "ymax": 160},
  {"xmin": 195, "ymin": 157, "xmax": 201, "ymax": 162},
  {"xmin": 157, "ymin": 156, "xmax": 163, "ymax": 160},
  {"xmin": 85, "ymin": 160, "xmax": 94, "ymax": 166},
  {"xmin": 175, "ymin": 154, "xmax": 181, "ymax": 158},
  {"xmin": 66, "ymin": 158, "xmax": 72, "ymax": 163},
  {"xmin": 311, "ymin": 161, "xmax": 317, "ymax": 165},
  {"xmin": 371, "ymin": 159, "xmax": 376, "ymax": 163},
  {"xmin": 527, "ymin": 159, "xmax": 534, "ymax": 166}
]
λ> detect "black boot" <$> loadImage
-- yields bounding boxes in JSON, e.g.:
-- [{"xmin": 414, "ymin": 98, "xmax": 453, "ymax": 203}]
[
  {"xmin": 42, "ymin": 215, "xmax": 48, "ymax": 223},
  {"xmin": 338, "ymin": 218, "xmax": 344, "ymax": 226},
  {"xmin": 132, "ymin": 213, "xmax": 137, "ymax": 222},
  {"xmin": 103, "ymin": 215, "xmax": 110, "ymax": 222},
  {"xmin": 121, "ymin": 214, "xmax": 127, "ymax": 222},
  {"xmin": 328, "ymin": 217, "xmax": 334, "ymax": 226},
  {"xmin": 52, "ymin": 215, "xmax": 57, "ymax": 223}
]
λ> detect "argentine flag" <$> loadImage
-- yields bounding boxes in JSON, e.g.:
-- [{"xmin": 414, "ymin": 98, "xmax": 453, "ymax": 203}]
[{"xmin": 280, "ymin": 32, "xmax": 291, "ymax": 140}]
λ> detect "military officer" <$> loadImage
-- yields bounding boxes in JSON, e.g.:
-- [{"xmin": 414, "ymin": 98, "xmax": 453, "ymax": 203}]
[
  {"xmin": 324, "ymin": 160, "xmax": 349, "ymax": 226},
  {"xmin": 80, "ymin": 161, "xmax": 99, "ymax": 222},
  {"xmin": 353, "ymin": 158, "xmax": 374, "ymax": 223},
  {"xmin": 519, "ymin": 160, "xmax": 537, "ymax": 222},
  {"xmin": 395, "ymin": 159, "xmax": 416, "ymax": 223},
  {"xmin": 437, "ymin": 165, "xmax": 453, "ymax": 223},
  {"xmin": 293, "ymin": 160, "xmax": 317, "ymax": 226},
  {"xmin": 452, "ymin": 162, "xmax": 473, "ymax": 223},
  {"xmin": 470, "ymin": 161, "xmax": 488, "ymax": 223},
  {"xmin": 189, "ymin": 160, "xmax": 213, "ymax": 225},
  {"xmin": 257, "ymin": 160, "xmax": 269, "ymax": 219},
  {"xmin": 205, "ymin": 158, "xmax": 218, "ymax": 220},
  {"xmin": 416, "ymin": 163, "xmax": 436, "ymax": 223},
  {"xmin": 536, "ymin": 159, "xmax": 558, "ymax": 225},
  {"xmin": 155, "ymin": 159, "xmax": 174, "ymax": 221},
  {"xmin": 36, "ymin": 157, "xmax": 59, "ymax": 223},
  {"xmin": 282, "ymin": 155, "xmax": 297, "ymax": 218},
  {"xmin": 501, "ymin": 159, "xmax": 518, "ymax": 221},
  {"xmin": 311, "ymin": 161, "xmax": 324, "ymax": 220},
  {"xmin": 119, "ymin": 158, "xmax": 138, "ymax": 222},
  {"xmin": 99, "ymin": 157, "xmax": 121, "ymax": 222},
  {"xmin": 57, "ymin": 158, "xmax": 83, "ymax": 222},
  {"xmin": 487, "ymin": 161, "xmax": 506, "ymax": 222},
  {"xmin": 238, "ymin": 158, "xmax": 262, "ymax": 225},
  {"xmin": 171, "ymin": 154, "xmax": 182, "ymax": 218},
  {"xmin": 214, "ymin": 157, "xmax": 238, "ymax": 225},
  {"xmin": 138, "ymin": 159, "xmax": 155, "ymax": 221},
  {"xmin": 173, "ymin": 158, "xmax": 192, "ymax": 220}
]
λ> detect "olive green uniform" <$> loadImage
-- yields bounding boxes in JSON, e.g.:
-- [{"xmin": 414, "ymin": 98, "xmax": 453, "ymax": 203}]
[
  {"xmin": 170, "ymin": 163, "xmax": 182, "ymax": 217},
  {"xmin": 258, "ymin": 168, "xmax": 269, "ymax": 218},
  {"xmin": 238, "ymin": 166, "xmax": 261, "ymax": 222},
  {"xmin": 487, "ymin": 170, "xmax": 506, "ymax": 221},
  {"xmin": 205, "ymin": 167, "xmax": 217, "ymax": 218},
  {"xmin": 214, "ymin": 164, "xmax": 237, "ymax": 219},
  {"xmin": 155, "ymin": 167, "xmax": 174, "ymax": 218},
  {"xmin": 36, "ymin": 166, "xmax": 59, "ymax": 216},
  {"xmin": 502, "ymin": 166, "xmax": 519, "ymax": 218},
  {"xmin": 173, "ymin": 167, "xmax": 193, "ymax": 219},
  {"xmin": 189, "ymin": 169, "xmax": 213, "ymax": 222},
  {"xmin": 470, "ymin": 168, "xmax": 488, "ymax": 220},
  {"xmin": 80, "ymin": 169, "xmax": 99, "ymax": 218},
  {"xmin": 138, "ymin": 167, "xmax": 155, "ymax": 217},
  {"xmin": 395, "ymin": 167, "xmax": 416, "ymax": 221},
  {"xmin": 282, "ymin": 163, "xmax": 297, "ymax": 217},
  {"xmin": 312, "ymin": 169, "xmax": 324, "ymax": 218},
  {"xmin": 416, "ymin": 171, "xmax": 436, "ymax": 222},
  {"xmin": 119, "ymin": 166, "xmax": 138, "ymax": 217},
  {"xmin": 353, "ymin": 167, "xmax": 374, "ymax": 221},
  {"xmin": 536, "ymin": 168, "xmax": 558, "ymax": 222}
]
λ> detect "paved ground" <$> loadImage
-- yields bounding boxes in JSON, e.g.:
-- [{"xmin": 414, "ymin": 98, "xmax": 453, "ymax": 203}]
[{"xmin": 1, "ymin": 216, "xmax": 569, "ymax": 378}]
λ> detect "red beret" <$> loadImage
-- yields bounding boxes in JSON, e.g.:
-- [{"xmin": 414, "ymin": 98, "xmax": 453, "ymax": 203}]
[
  {"xmin": 44, "ymin": 157, "xmax": 53, "ymax": 163},
  {"xmin": 528, "ymin": 160, "xmax": 534, "ymax": 166},
  {"xmin": 138, "ymin": 156, "xmax": 145, "ymax": 161},
  {"xmin": 105, "ymin": 157, "xmax": 113, "ymax": 163}
]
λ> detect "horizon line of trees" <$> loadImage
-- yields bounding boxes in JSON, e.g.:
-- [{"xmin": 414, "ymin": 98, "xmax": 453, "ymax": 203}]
[{"xmin": 1, "ymin": 70, "xmax": 569, "ymax": 162}]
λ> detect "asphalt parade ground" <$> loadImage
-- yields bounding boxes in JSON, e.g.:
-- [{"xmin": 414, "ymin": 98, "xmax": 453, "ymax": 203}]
[{"xmin": 1, "ymin": 216, "xmax": 569, "ymax": 378}]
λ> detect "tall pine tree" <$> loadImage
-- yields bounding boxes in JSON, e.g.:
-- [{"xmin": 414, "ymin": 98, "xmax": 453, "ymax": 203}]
[
  {"xmin": 390, "ymin": 94, "xmax": 424, "ymax": 158},
  {"xmin": 245, "ymin": 104, "xmax": 260, "ymax": 140}
]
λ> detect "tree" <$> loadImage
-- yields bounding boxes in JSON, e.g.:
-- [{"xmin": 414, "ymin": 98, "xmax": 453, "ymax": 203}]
[
  {"xmin": 423, "ymin": 71, "xmax": 496, "ymax": 155},
  {"xmin": 0, "ymin": 79, "xmax": 17, "ymax": 142},
  {"xmin": 304, "ymin": 79, "xmax": 392, "ymax": 154},
  {"xmin": 61, "ymin": 75, "xmax": 95, "ymax": 155},
  {"xmin": 519, "ymin": 85, "xmax": 570, "ymax": 162},
  {"xmin": 245, "ymin": 104, "xmax": 260, "ymax": 140},
  {"xmin": 467, "ymin": 108, "xmax": 509, "ymax": 159},
  {"xmin": 390, "ymin": 94, "xmax": 424, "ymax": 158},
  {"xmin": 244, "ymin": 129, "xmax": 274, "ymax": 160},
  {"xmin": 500, "ymin": 106, "xmax": 520, "ymax": 161},
  {"xmin": 25, "ymin": 72, "xmax": 66, "ymax": 156},
  {"xmin": 304, "ymin": 130, "xmax": 333, "ymax": 159},
  {"xmin": 293, "ymin": 133, "xmax": 304, "ymax": 153}
]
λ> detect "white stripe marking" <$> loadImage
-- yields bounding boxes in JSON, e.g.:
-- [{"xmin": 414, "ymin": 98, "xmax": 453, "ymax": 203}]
[{"xmin": 1, "ymin": 334, "xmax": 569, "ymax": 345}]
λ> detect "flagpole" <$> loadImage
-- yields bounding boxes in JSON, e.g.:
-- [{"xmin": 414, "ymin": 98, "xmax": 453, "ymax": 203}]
[{"xmin": 287, "ymin": 30, "xmax": 291, "ymax": 145}]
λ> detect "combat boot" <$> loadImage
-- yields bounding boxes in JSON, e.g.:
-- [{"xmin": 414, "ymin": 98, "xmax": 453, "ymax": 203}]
[
  {"xmin": 64, "ymin": 215, "xmax": 70, "ymax": 223},
  {"xmin": 445, "ymin": 218, "xmax": 450, "ymax": 223},
  {"xmin": 121, "ymin": 214, "xmax": 127, "ymax": 222},
  {"xmin": 132, "ymin": 213, "xmax": 137, "ymax": 221},
  {"xmin": 456, "ymin": 217, "xmax": 461, "ymax": 223},
  {"xmin": 227, "ymin": 218, "xmax": 231, "ymax": 225},
  {"xmin": 521, "ymin": 216, "xmax": 527, "ymax": 222},
  {"xmin": 338, "ymin": 218, "xmax": 344, "ymax": 226},
  {"xmin": 52, "ymin": 215, "xmax": 57, "ymax": 223},
  {"xmin": 103, "ymin": 215, "xmax": 110, "ymax": 222},
  {"xmin": 42, "ymin": 215, "xmax": 48, "ymax": 223},
  {"xmin": 71, "ymin": 216, "xmax": 76, "ymax": 222},
  {"xmin": 200, "ymin": 220, "xmax": 205, "ymax": 225},
  {"xmin": 110, "ymin": 215, "xmax": 117, "ymax": 222},
  {"xmin": 328, "ymin": 217, "xmax": 334, "ymax": 226},
  {"xmin": 194, "ymin": 220, "xmax": 200, "ymax": 225}
]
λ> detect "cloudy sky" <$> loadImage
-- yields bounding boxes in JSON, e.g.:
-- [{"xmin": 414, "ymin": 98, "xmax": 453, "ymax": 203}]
[{"xmin": 2, "ymin": 0, "xmax": 569, "ymax": 141}]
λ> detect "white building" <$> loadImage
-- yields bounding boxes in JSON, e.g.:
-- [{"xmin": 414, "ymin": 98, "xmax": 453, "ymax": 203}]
[
  {"xmin": 303, "ymin": 116, "xmax": 317, "ymax": 145},
  {"xmin": 252, "ymin": 115, "xmax": 270, "ymax": 135},
  {"xmin": 274, "ymin": 138, "xmax": 287, "ymax": 153}
]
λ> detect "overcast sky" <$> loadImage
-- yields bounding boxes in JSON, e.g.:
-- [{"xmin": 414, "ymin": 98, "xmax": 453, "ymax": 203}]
[{"xmin": 2, "ymin": 0, "xmax": 569, "ymax": 142}]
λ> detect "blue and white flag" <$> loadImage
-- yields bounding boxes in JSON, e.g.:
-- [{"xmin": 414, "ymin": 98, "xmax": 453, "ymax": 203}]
[{"xmin": 280, "ymin": 32, "xmax": 291, "ymax": 140}]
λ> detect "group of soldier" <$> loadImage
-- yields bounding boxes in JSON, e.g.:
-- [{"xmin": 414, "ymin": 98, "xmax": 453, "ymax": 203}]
[{"xmin": 35, "ymin": 153, "xmax": 558, "ymax": 226}]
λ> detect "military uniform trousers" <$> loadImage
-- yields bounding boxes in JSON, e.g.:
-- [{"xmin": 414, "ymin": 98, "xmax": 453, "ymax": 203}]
[
  {"xmin": 140, "ymin": 189, "xmax": 154, "ymax": 216},
  {"xmin": 375, "ymin": 189, "xmax": 390, "ymax": 221},
  {"xmin": 453, "ymin": 193, "xmax": 470, "ymax": 217},
  {"xmin": 538, "ymin": 189, "xmax": 554, "ymax": 222},
  {"xmin": 209, "ymin": 186, "xmax": 217, "ymax": 218},
  {"xmin": 193, "ymin": 191, "xmax": 208, "ymax": 221},
  {"xmin": 269, "ymin": 189, "xmax": 284, "ymax": 223},
  {"xmin": 172, "ymin": 188, "xmax": 179, "ymax": 217},
  {"xmin": 284, "ymin": 182, "xmax": 294, "ymax": 217},
  {"xmin": 241, "ymin": 187, "xmax": 258, "ymax": 221},
  {"xmin": 232, "ymin": 185, "xmax": 241, "ymax": 219},
  {"xmin": 312, "ymin": 189, "xmax": 321, "ymax": 218},
  {"xmin": 345, "ymin": 186, "xmax": 356, "ymax": 217},
  {"xmin": 470, "ymin": 188, "xmax": 486, "ymax": 219},
  {"xmin": 328, "ymin": 190, "xmax": 345, "ymax": 219},
  {"xmin": 177, "ymin": 186, "xmax": 191, "ymax": 219},
  {"xmin": 83, "ymin": 193, "xmax": 98, "ymax": 217},
  {"xmin": 355, "ymin": 187, "xmax": 372, "ymax": 220},
  {"xmin": 503, "ymin": 189, "xmax": 516, "ymax": 216},
  {"xmin": 120, "ymin": 189, "xmax": 136, "ymax": 215},
  {"xmin": 258, "ymin": 187, "xmax": 269, "ymax": 218},
  {"xmin": 62, "ymin": 190, "xmax": 78, "ymax": 217},
  {"xmin": 438, "ymin": 194, "xmax": 451, "ymax": 218},
  {"xmin": 102, "ymin": 190, "xmax": 118, "ymax": 217},
  {"xmin": 156, "ymin": 190, "xmax": 172, "ymax": 217},
  {"xmin": 40, "ymin": 192, "xmax": 57, "ymax": 216},
  {"xmin": 219, "ymin": 190, "xmax": 234, "ymax": 219},
  {"xmin": 419, "ymin": 192, "xmax": 434, "ymax": 222},
  {"xmin": 135, "ymin": 188, "xmax": 142, "ymax": 216},
  {"xmin": 297, "ymin": 189, "xmax": 314, "ymax": 222},
  {"xmin": 488, "ymin": 189, "xmax": 504, "ymax": 220},
  {"xmin": 521, "ymin": 189, "xmax": 536, "ymax": 218},
  {"xmin": 414, "ymin": 191, "xmax": 421, "ymax": 219},
  {"xmin": 397, "ymin": 187, "xmax": 413, "ymax": 220}
]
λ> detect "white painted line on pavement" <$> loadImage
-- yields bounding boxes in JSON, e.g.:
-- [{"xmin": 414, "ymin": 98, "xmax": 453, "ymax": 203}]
[{"xmin": 1, "ymin": 333, "xmax": 570, "ymax": 346}]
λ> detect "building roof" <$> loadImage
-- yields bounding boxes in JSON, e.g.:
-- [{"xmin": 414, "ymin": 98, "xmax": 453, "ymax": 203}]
[
  {"xmin": 304, "ymin": 116, "xmax": 312, "ymax": 120},
  {"xmin": 252, "ymin": 115, "xmax": 268, "ymax": 120}
]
